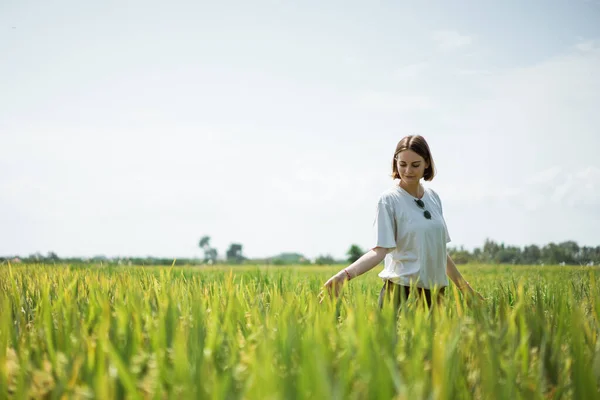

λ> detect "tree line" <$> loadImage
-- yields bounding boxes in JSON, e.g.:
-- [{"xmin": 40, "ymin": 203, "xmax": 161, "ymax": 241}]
[
  {"xmin": 332, "ymin": 240, "xmax": 600, "ymax": 266},
  {"xmin": 447, "ymin": 239, "xmax": 599, "ymax": 266},
  {"xmin": 1, "ymin": 238, "xmax": 598, "ymax": 266}
]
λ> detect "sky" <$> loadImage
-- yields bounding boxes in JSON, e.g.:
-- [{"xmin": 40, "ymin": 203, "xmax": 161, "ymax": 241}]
[{"xmin": 1, "ymin": 0, "xmax": 600, "ymax": 260}]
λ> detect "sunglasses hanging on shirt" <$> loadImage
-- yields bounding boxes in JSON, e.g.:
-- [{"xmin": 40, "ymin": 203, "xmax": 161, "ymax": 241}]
[{"xmin": 414, "ymin": 199, "xmax": 432, "ymax": 219}]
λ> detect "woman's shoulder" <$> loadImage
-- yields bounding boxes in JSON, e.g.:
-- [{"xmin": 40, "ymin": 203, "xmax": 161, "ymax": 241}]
[
  {"xmin": 425, "ymin": 186, "xmax": 441, "ymax": 198},
  {"xmin": 377, "ymin": 186, "xmax": 402, "ymax": 204},
  {"xmin": 425, "ymin": 187, "xmax": 444, "ymax": 206}
]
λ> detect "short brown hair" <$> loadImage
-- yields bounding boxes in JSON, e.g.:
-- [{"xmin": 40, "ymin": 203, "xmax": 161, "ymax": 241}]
[{"xmin": 391, "ymin": 135, "xmax": 436, "ymax": 181}]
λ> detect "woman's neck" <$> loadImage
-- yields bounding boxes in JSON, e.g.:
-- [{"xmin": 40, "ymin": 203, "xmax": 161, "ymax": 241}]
[{"xmin": 399, "ymin": 180, "xmax": 422, "ymax": 198}]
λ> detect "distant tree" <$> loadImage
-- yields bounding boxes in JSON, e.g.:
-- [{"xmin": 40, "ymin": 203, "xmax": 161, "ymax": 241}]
[
  {"xmin": 206, "ymin": 248, "xmax": 218, "ymax": 264},
  {"xmin": 482, "ymin": 239, "xmax": 501, "ymax": 263},
  {"xmin": 226, "ymin": 243, "xmax": 245, "ymax": 264},
  {"xmin": 346, "ymin": 244, "xmax": 364, "ymax": 264},
  {"xmin": 558, "ymin": 241, "xmax": 579, "ymax": 264},
  {"xmin": 522, "ymin": 245, "xmax": 541, "ymax": 264},
  {"xmin": 541, "ymin": 242, "xmax": 563, "ymax": 265},
  {"xmin": 199, "ymin": 236, "xmax": 210, "ymax": 249},
  {"xmin": 199, "ymin": 235, "xmax": 218, "ymax": 264},
  {"xmin": 270, "ymin": 253, "xmax": 309, "ymax": 265},
  {"xmin": 46, "ymin": 251, "xmax": 60, "ymax": 262},
  {"xmin": 472, "ymin": 247, "xmax": 483, "ymax": 262},
  {"xmin": 27, "ymin": 252, "xmax": 43, "ymax": 263},
  {"xmin": 495, "ymin": 246, "xmax": 521, "ymax": 264},
  {"xmin": 315, "ymin": 254, "xmax": 336, "ymax": 265},
  {"xmin": 448, "ymin": 246, "xmax": 472, "ymax": 264},
  {"xmin": 91, "ymin": 255, "xmax": 108, "ymax": 263},
  {"xmin": 580, "ymin": 246, "xmax": 598, "ymax": 265}
]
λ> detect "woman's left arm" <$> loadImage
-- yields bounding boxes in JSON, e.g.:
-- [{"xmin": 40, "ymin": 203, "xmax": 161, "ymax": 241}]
[{"xmin": 446, "ymin": 254, "xmax": 484, "ymax": 300}]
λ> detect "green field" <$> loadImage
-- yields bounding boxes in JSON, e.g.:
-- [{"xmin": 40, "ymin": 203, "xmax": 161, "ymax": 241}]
[{"xmin": 1, "ymin": 264, "xmax": 599, "ymax": 399}]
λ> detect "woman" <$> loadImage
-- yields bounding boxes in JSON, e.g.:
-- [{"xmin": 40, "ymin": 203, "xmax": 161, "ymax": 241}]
[{"xmin": 323, "ymin": 135, "xmax": 483, "ymax": 309}]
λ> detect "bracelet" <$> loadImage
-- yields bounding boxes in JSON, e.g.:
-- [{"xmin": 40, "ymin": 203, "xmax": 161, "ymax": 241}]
[
  {"xmin": 458, "ymin": 281, "xmax": 470, "ymax": 290},
  {"xmin": 343, "ymin": 269, "xmax": 352, "ymax": 280}
]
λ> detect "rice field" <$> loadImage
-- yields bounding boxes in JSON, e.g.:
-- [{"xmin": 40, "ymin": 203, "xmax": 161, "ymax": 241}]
[{"xmin": 1, "ymin": 263, "xmax": 599, "ymax": 399}]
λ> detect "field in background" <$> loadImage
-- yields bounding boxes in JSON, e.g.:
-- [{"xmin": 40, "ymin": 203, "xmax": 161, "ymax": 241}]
[{"xmin": 1, "ymin": 264, "xmax": 599, "ymax": 399}]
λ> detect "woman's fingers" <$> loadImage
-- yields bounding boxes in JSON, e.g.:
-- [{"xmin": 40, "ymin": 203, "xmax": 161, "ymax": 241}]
[{"xmin": 321, "ymin": 275, "xmax": 344, "ymax": 301}]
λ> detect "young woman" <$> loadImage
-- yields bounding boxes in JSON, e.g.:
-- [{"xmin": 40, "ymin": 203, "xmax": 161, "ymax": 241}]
[{"xmin": 323, "ymin": 135, "xmax": 483, "ymax": 308}]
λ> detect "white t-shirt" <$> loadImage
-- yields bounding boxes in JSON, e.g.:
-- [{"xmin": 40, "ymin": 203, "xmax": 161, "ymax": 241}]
[{"xmin": 373, "ymin": 184, "xmax": 451, "ymax": 289}]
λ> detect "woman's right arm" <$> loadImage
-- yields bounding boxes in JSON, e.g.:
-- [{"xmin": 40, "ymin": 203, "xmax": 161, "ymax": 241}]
[{"xmin": 322, "ymin": 247, "xmax": 390, "ymax": 297}]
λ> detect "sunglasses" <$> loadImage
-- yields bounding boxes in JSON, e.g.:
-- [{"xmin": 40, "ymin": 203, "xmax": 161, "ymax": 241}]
[{"xmin": 414, "ymin": 199, "xmax": 432, "ymax": 219}]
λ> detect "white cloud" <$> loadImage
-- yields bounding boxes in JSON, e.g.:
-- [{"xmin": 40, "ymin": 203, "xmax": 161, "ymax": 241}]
[
  {"xmin": 455, "ymin": 68, "xmax": 494, "ymax": 76},
  {"xmin": 432, "ymin": 181, "xmax": 524, "ymax": 205},
  {"xmin": 436, "ymin": 166, "xmax": 600, "ymax": 211},
  {"xmin": 527, "ymin": 167, "xmax": 562, "ymax": 185},
  {"xmin": 548, "ymin": 166, "xmax": 600, "ymax": 207},
  {"xmin": 448, "ymin": 39, "xmax": 600, "ymax": 171},
  {"xmin": 357, "ymin": 91, "xmax": 434, "ymax": 112},
  {"xmin": 3, "ymin": 0, "xmax": 600, "ymax": 259},
  {"xmin": 431, "ymin": 30, "xmax": 473, "ymax": 51},
  {"xmin": 394, "ymin": 62, "xmax": 428, "ymax": 80},
  {"xmin": 575, "ymin": 40, "xmax": 598, "ymax": 52},
  {"xmin": 433, "ymin": 42, "xmax": 600, "ymax": 248}
]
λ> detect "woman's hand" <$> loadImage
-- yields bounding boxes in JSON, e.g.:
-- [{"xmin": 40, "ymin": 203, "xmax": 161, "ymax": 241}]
[
  {"xmin": 462, "ymin": 284, "xmax": 485, "ymax": 302},
  {"xmin": 468, "ymin": 289, "xmax": 485, "ymax": 301},
  {"xmin": 446, "ymin": 255, "xmax": 485, "ymax": 302},
  {"xmin": 319, "ymin": 271, "xmax": 349, "ymax": 303},
  {"xmin": 473, "ymin": 289, "xmax": 485, "ymax": 301},
  {"xmin": 317, "ymin": 248, "xmax": 388, "ymax": 303}
]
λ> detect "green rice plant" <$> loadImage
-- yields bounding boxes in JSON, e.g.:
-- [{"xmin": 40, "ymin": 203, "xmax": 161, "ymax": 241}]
[{"xmin": 0, "ymin": 263, "xmax": 599, "ymax": 399}]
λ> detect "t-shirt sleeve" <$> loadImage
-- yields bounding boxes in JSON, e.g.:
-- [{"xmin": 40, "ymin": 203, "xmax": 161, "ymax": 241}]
[
  {"xmin": 432, "ymin": 190, "xmax": 451, "ymax": 244},
  {"xmin": 373, "ymin": 197, "xmax": 397, "ymax": 250}
]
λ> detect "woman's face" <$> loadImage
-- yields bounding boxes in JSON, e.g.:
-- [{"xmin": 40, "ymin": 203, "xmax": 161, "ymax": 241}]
[{"xmin": 396, "ymin": 150, "xmax": 428, "ymax": 183}]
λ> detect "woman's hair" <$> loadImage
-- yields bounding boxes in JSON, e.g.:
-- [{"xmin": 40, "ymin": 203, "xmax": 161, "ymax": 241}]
[{"xmin": 391, "ymin": 135, "xmax": 436, "ymax": 181}]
